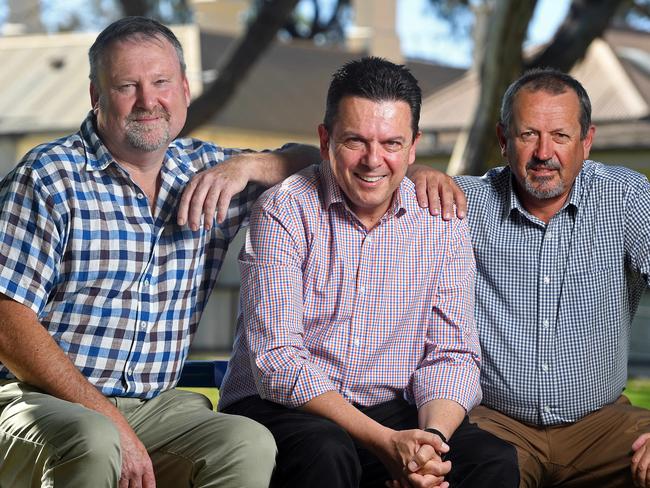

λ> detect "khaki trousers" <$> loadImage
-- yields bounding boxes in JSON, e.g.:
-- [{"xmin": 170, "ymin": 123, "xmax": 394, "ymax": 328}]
[
  {"xmin": 0, "ymin": 381, "xmax": 276, "ymax": 488},
  {"xmin": 470, "ymin": 396, "xmax": 650, "ymax": 487}
]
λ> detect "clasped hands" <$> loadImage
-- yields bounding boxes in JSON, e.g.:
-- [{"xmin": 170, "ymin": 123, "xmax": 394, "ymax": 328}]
[{"xmin": 378, "ymin": 428, "xmax": 452, "ymax": 488}]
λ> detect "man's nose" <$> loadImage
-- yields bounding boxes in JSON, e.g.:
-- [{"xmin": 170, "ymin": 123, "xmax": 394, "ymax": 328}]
[
  {"xmin": 363, "ymin": 142, "xmax": 382, "ymax": 169},
  {"xmin": 534, "ymin": 134, "xmax": 553, "ymax": 161},
  {"xmin": 135, "ymin": 84, "xmax": 157, "ymax": 111}
]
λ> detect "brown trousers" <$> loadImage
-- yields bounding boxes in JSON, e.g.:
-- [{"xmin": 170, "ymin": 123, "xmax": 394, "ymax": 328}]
[{"xmin": 470, "ymin": 396, "xmax": 650, "ymax": 487}]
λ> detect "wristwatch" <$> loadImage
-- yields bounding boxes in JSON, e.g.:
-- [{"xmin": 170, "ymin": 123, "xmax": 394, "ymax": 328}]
[{"xmin": 423, "ymin": 427, "xmax": 447, "ymax": 443}]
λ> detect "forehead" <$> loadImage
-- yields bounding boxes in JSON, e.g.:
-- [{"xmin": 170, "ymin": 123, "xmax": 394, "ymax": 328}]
[
  {"xmin": 333, "ymin": 96, "xmax": 413, "ymax": 133},
  {"xmin": 101, "ymin": 35, "xmax": 179, "ymax": 71},
  {"xmin": 512, "ymin": 88, "xmax": 581, "ymax": 124}
]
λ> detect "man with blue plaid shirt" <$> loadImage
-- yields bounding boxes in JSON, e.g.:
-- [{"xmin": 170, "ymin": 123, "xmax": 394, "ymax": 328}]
[
  {"xmin": 409, "ymin": 69, "xmax": 650, "ymax": 487},
  {"xmin": 0, "ymin": 17, "xmax": 319, "ymax": 488}
]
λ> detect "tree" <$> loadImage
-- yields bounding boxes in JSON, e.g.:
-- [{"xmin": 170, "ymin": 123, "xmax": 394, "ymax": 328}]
[
  {"xmin": 116, "ymin": 0, "xmax": 193, "ymax": 23},
  {"xmin": 278, "ymin": 0, "xmax": 350, "ymax": 43},
  {"xmin": 447, "ymin": 0, "xmax": 635, "ymax": 175},
  {"xmin": 181, "ymin": 0, "xmax": 301, "ymax": 135}
]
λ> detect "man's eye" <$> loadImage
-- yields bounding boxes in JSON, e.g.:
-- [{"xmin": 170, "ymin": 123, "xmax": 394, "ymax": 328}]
[
  {"xmin": 344, "ymin": 138, "xmax": 364, "ymax": 148},
  {"xmin": 384, "ymin": 141, "xmax": 402, "ymax": 151},
  {"xmin": 553, "ymin": 133, "xmax": 570, "ymax": 142}
]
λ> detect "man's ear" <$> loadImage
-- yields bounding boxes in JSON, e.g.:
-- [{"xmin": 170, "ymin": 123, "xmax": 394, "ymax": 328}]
[
  {"xmin": 182, "ymin": 75, "xmax": 191, "ymax": 107},
  {"xmin": 582, "ymin": 125, "xmax": 596, "ymax": 160},
  {"xmin": 407, "ymin": 131, "xmax": 421, "ymax": 166},
  {"xmin": 496, "ymin": 122, "xmax": 508, "ymax": 158},
  {"xmin": 318, "ymin": 124, "xmax": 330, "ymax": 161},
  {"xmin": 90, "ymin": 83, "xmax": 100, "ymax": 113}
]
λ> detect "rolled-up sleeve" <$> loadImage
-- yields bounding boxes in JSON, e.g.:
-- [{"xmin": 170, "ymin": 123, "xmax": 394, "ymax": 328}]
[
  {"xmin": 411, "ymin": 217, "xmax": 482, "ymax": 411},
  {"xmin": 239, "ymin": 195, "xmax": 336, "ymax": 407},
  {"xmin": 0, "ymin": 166, "xmax": 63, "ymax": 315}
]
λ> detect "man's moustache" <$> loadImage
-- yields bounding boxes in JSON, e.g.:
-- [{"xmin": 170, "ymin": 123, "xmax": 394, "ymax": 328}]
[
  {"xmin": 526, "ymin": 159, "xmax": 561, "ymax": 170},
  {"xmin": 127, "ymin": 109, "xmax": 170, "ymax": 122}
]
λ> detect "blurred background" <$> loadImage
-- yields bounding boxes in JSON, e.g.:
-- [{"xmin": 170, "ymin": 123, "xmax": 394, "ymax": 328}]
[{"xmin": 1, "ymin": 0, "xmax": 649, "ymax": 390}]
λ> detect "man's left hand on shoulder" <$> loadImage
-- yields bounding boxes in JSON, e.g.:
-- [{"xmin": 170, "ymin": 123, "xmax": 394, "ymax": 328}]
[
  {"xmin": 632, "ymin": 433, "xmax": 650, "ymax": 487},
  {"xmin": 406, "ymin": 164, "xmax": 467, "ymax": 220}
]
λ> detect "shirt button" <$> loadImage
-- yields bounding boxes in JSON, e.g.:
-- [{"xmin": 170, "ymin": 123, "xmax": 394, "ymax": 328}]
[
  {"xmin": 358, "ymin": 286, "xmax": 365, "ymax": 295},
  {"xmin": 144, "ymin": 278, "xmax": 150, "ymax": 286},
  {"xmin": 543, "ymin": 276, "xmax": 550, "ymax": 284},
  {"xmin": 137, "ymin": 193, "xmax": 144, "ymax": 200},
  {"xmin": 543, "ymin": 405, "xmax": 551, "ymax": 413},
  {"xmin": 127, "ymin": 368, "xmax": 133, "ymax": 377},
  {"xmin": 353, "ymin": 338, "xmax": 360, "ymax": 347},
  {"xmin": 140, "ymin": 321, "xmax": 147, "ymax": 330},
  {"xmin": 542, "ymin": 319, "xmax": 550, "ymax": 328},
  {"xmin": 545, "ymin": 231, "xmax": 553, "ymax": 240},
  {"xmin": 366, "ymin": 236, "xmax": 373, "ymax": 244},
  {"xmin": 542, "ymin": 363, "xmax": 549, "ymax": 372}
]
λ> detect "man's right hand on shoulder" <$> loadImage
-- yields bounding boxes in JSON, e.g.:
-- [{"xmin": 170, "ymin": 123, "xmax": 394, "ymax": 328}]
[
  {"xmin": 177, "ymin": 144, "xmax": 321, "ymax": 231},
  {"xmin": 177, "ymin": 154, "xmax": 252, "ymax": 231}
]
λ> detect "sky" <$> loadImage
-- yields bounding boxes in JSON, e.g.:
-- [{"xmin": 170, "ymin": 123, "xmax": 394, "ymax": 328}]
[
  {"xmin": 0, "ymin": 0, "xmax": 587, "ymax": 69},
  {"xmin": 396, "ymin": 0, "xmax": 571, "ymax": 67}
]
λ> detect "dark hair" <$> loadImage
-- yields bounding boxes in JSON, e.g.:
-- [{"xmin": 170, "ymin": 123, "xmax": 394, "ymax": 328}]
[
  {"xmin": 500, "ymin": 68, "xmax": 592, "ymax": 139},
  {"xmin": 89, "ymin": 16, "xmax": 185, "ymax": 86},
  {"xmin": 324, "ymin": 57, "xmax": 422, "ymax": 139}
]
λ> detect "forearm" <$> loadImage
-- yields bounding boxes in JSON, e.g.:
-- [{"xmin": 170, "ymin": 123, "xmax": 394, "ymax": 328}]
[
  {"xmin": 417, "ymin": 398, "xmax": 466, "ymax": 440},
  {"xmin": 243, "ymin": 144, "xmax": 320, "ymax": 186},
  {"xmin": 0, "ymin": 295, "xmax": 130, "ymax": 430},
  {"xmin": 300, "ymin": 390, "xmax": 391, "ymax": 451}
]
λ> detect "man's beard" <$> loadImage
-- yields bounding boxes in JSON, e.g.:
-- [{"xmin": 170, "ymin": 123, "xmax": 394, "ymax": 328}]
[
  {"xmin": 524, "ymin": 158, "xmax": 565, "ymax": 199},
  {"xmin": 125, "ymin": 108, "xmax": 171, "ymax": 152}
]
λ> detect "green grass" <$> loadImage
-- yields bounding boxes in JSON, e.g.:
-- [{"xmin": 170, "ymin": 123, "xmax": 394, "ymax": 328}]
[
  {"xmin": 179, "ymin": 387, "xmax": 219, "ymax": 409},
  {"xmin": 626, "ymin": 379, "xmax": 650, "ymax": 409}
]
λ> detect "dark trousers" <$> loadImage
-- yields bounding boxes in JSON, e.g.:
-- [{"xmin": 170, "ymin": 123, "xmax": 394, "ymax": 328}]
[{"xmin": 224, "ymin": 396, "xmax": 519, "ymax": 488}]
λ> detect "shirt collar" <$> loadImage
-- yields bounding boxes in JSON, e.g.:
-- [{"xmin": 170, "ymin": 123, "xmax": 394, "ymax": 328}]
[
  {"xmin": 504, "ymin": 163, "xmax": 585, "ymax": 219},
  {"xmin": 320, "ymin": 160, "xmax": 406, "ymax": 221},
  {"xmin": 80, "ymin": 112, "xmax": 115, "ymax": 172}
]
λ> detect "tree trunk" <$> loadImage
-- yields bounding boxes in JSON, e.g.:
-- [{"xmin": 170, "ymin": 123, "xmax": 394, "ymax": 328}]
[
  {"xmin": 446, "ymin": 0, "xmax": 629, "ymax": 176},
  {"xmin": 527, "ymin": 0, "xmax": 629, "ymax": 71},
  {"xmin": 181, "ymin": 0, "xmax": 300, "ymax": 135},
  {"xmin": 118, "ymin": 0, "xmax": 150, "ymax": 17},
  {"xmin": 447, "ymin": 0, "xmax": 537, "ymax": 176}
]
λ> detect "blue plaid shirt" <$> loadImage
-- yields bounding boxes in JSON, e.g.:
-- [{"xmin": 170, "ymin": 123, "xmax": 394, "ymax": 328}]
[
  {"xmin": 456, "ymin": 161, "xmax": 650, "ymax": 426},
  {"xmin": 0, "ymin": 112, "xmax": 261, "ymax": 399}
]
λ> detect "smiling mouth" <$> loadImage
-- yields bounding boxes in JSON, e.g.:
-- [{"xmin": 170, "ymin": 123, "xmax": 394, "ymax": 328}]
[{"xmin": 356, "ymin": 174, "xmax": 384, "ymax": 183}]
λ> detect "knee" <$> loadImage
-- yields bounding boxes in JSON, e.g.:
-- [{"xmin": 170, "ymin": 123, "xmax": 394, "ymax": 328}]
[
  {"xmin": 233, "ymin": 415, "xmax": 277, "ymax": 462},
  {"xmin": 297, "ymin": 419, "xmax": 360, "ymax": 475},
  {"xmin": 478, "ymin": 435, "xmax": 520, "ymax": 486},
  {"xmin": 49, "ymin": 411, "xmax": 121, "ymax": 483},
  {"xmin": 64, "ymin": 412, "xmax": 121, "ymax": 460},
  {"xmin": 211, "ymin": 415, "xmax": 277, "ymax": 488}
]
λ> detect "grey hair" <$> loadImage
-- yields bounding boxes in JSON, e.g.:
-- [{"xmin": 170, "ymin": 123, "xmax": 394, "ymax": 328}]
[
  {"xmin": 89, "ymin": 16, "xmax": 185, "ymax": 86},
  {"xmin": 500, "ymin": 68, "xmax": 592, "ymax": 139}
]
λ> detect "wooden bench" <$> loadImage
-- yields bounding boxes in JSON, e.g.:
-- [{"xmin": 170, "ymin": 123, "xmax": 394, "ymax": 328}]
[{"xmin": 177, "ymin": 360, "xmax": 228, "ymax": 388}]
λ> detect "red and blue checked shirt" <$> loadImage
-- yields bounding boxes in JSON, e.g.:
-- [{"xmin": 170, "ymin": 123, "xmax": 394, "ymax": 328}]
[
  {"xmin": 219, "ymin": 161, "xmax": 482, "ymax": 411},
  {"xmin": 0, "ymin": 113, "xmax": 262, "ymax": 399}
]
